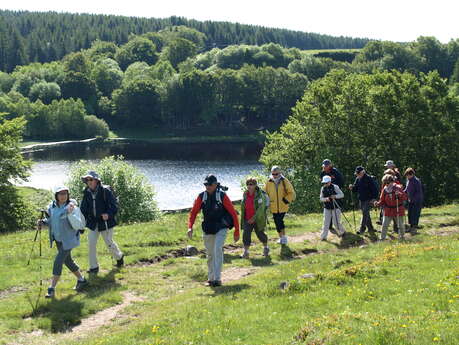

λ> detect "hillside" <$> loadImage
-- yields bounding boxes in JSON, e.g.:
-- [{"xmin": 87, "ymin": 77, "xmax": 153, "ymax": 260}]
[
  {"xmin": 0, "ymin": 10, "xmax": 369, "ymax": 72},
  {"xmin": 1, "ymin": 203, "xmax": 458, "ymax": 344}
]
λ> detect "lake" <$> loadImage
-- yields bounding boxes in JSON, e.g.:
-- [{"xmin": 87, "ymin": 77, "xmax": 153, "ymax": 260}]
[{"xmin": 21, "ymin": 140, "xmax": 264, "ymax": 210}]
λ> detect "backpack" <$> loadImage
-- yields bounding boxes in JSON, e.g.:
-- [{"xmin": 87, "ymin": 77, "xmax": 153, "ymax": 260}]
[
  {"xmin": 102, "ymin": 185, "xmax": 119, "ymax": 206},
  {"xmin": 369, "ymin": 175, "xmax": 380, "ymax": 199},
  {"xmin": 201, "ymin": 190, "xmax": 234, "ymax": 229}
]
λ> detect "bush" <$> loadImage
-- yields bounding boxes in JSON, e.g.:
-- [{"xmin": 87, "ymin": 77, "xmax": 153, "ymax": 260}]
[
  {"xmin": 66, "ymin": 156, "xmax": 159, "ymax": 223},
  {"xmin": 84, "ymin": 115, "xmax": 109, "ymax": 138}
]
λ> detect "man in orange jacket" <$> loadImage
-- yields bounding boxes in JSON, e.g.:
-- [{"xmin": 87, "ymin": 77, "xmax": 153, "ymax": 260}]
[{"xmin": 188, "ymin": 174, "xmax": 240, "ymax": 287}]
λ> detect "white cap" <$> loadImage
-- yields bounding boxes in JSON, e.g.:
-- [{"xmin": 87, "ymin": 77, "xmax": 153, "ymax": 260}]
[
  {"xmin": 53, "ymin": 186, "xmax": 69, "ymax": 194},
  {"xmin": 321, "ymin": 175, "xmax": 332, "ymax": 184}
]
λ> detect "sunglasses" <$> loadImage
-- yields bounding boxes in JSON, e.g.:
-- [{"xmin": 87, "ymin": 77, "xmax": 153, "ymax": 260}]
[
  {"xmin": 272, "ymin": 173, "xmax": 279, "ymax": 176},
  {"xmin": 246, "ymin": 183, "xmax": 256, "ymax": 186}
]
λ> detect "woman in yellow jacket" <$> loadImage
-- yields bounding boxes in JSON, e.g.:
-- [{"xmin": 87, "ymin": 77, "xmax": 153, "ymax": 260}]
[{"xmin": 264, "ymin": 166, "xmax": 296, "ymax": 245}]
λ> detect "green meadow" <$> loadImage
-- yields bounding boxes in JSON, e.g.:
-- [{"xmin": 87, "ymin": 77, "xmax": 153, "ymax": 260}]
[{"xmin": 1, "ymin": 202, "xmax": 458, "ymax": 345}]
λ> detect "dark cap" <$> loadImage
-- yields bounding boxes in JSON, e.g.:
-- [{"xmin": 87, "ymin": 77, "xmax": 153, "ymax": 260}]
[
  {"xmin": 355, "ymin": 166, "xmax": 365, "ymax": 174},
  {"xmin": 322, "ymin": 159, "xmax": 332, "ymax": 167},
  {"xmin": 203, "ymin": 174, "xmax": 218, "ymax": 185}
]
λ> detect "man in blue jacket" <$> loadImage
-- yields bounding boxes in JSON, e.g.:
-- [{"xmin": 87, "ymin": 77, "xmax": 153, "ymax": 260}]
[
  {"xmin": 349, "ymin": 166, "xmax": 378, "ymax": 235},
  {"xmin": 80, "ymin": 171, "xmax": 124, "ymax": 274}
]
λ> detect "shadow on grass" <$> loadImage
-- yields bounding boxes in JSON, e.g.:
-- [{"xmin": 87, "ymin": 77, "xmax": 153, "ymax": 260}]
[
  {"xmin": 250, "ymin": 256, "xmax": 274, "ymax": 267},
  {"xmin": 210, "ymin": 283, "xmax": 251, "ymax": 296},
  {"xmin": 26, "ymin": 269, "xmax": 122, "ymax": 333},
  {"xmin": 280, "ymin": 245, "xmax": 297, "ymax": 260}
]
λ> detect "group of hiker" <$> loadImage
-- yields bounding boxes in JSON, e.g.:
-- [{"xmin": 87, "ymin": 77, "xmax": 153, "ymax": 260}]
[
  {"xmin": 39, "ymin": 158, "xmax": 423, "ymax": 295},
  {"xmin": 38, "ymin": 171, "xmax": 124, "ymax": 298}
]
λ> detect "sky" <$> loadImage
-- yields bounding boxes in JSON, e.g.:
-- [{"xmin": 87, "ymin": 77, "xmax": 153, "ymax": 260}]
[{"xmin": 2, "ymin": 0, "xmax": 458, "ymax": 43}]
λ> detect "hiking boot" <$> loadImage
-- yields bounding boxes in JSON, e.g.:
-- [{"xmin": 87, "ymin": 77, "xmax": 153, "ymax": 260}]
[
  {"xmin": 263, "ymin": 246, "xmax": 270, "ymax": 257},
  {"xmin": 87, "ymin": 266, "xmax": 99, "ymax": 274},
  {"xmin": 357, "ymin": 229, "xmax": 365, "ymax": 235},
  {"xmin": 45, "ymin": 287, "xmax": 55, "ymax": 298},
  {"xmin": 241, "ymin": 250, "xmax": 250, "ymax": 259},
  {"xmin": 116, "ymin": 255, "xmax": 124, "ymax": 268},
  {"xmin": 74, "ymin": 278, "xmax": 89, "ymax": 291},
  {"xmin": 213, "ymin": 280, "xmax": 222, "ymax": 287}
]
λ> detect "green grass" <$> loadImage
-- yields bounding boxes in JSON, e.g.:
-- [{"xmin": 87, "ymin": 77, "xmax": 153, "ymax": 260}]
[{"xmin": 0, "ymin": 202, "xmax": 458, "ymax": 344}]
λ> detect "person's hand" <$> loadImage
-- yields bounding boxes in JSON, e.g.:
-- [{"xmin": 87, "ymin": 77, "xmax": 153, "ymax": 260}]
[
  {"xmin": 67, "ymin": 203, "xmax": 75, "ymax": 214},
  {"xmin": 348, "ymin": 184, "xmax": 353, "ymax": 190},
  {"xmin": 233, "ymin": 231, "xmax": 240, "ymax": 242},
  {"xmin": 187, "ymin": 228, "xmax": 193, "ymax": 239},
  {"xmin": 330, "ymin": 195, "xmax": 336, "ymax": 199},
  {"xmin": 374, "ymin": 201, "xmax": 380, "ymax": 207},
  {"xmin": 36, "ymin": 219, "xmax": 45, "ymax": 228},
  {"xmin": 101, "ymin": 213, "xmax": 109, "ymax": 221},
  {"xmin": 248, "ymin": 217, "xmax": 255, "ymax": 224}
]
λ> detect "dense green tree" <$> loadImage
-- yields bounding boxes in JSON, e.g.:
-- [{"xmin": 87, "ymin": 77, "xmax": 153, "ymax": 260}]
[
  {"xmin": 28, "ymin": 81, "xmax": 61, "ymax": 104},
  {"xmin": 112, "ymin": 78, "xmax": 162, "ymax": 125},
  {"xmin": 91, "ymin": 58, "xmax": 123, "ymax": 96},
  {"xmin": 261, "ymin": 70, "xmax": 459, "ymax": 211},
  {"xmin": 162, "ymin": 38, "xmax": 197, "ymax": 69},
  {"xmin": 115, "ymin": 37, "xmax": 158, "ymax": 70}
]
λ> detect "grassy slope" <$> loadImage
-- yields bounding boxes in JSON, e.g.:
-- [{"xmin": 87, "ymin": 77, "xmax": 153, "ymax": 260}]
[{"xmin": 0, "ymin": 203, "xmax": 458, "ymax": 345}]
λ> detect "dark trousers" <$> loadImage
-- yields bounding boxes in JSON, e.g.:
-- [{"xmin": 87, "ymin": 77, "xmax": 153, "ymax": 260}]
[
  {"xmin": 272, "ymin": 213, "xmax": 286, "ymax": 233},
  {"xmin": 359, "ymin": 200, "xmax": 374, "ymax": 232},
  {"xmin": 52, "ymin": 241, "xmax": 79, "ymax": 276},
  {"xmin": 243, "ymin": 222, "xmax": 268, "ymax": 246},
  {"xmin": 408, "ymin": 202, "xmax": 422, "ymax": 227}
]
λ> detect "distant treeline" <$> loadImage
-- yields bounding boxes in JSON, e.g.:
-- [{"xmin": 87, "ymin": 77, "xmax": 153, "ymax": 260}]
[
  {"xmin": 0, "ymin": 10, "xmax": 370, "ymax": 72},
  {"xmin": 0, "ymin": 20, "xmax": 458, "ymax": 141}
]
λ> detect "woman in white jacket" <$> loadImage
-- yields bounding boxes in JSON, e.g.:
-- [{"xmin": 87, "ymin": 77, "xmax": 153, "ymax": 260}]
[{"xmin": 319, "ymin": 176, "xmax": 346, "ymax": 241}]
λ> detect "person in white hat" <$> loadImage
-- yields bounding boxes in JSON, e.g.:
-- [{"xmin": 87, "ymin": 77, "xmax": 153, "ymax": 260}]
[
  {"xmin": 319, "ymin": 175, "xmax": 346, "ymax": 241},
  {"xmin": 41, "ymin": 186, "xmax": 88, "ymax": 298},
  {"xmin": 80, "ymin": 171, "xmax": 124, "ymax": 274}
]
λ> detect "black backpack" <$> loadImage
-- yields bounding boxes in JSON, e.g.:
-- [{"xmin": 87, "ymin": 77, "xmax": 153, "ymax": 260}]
[{"xmin": 201, "ymin": 190, "xmax": 234, "ymax": 229}]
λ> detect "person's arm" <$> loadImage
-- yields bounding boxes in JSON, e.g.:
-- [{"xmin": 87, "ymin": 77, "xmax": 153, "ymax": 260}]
[
  {"xmin": 222, "ymin": 194, "xmax": 240, "ymax": 235},
  {"xmin": 319, "ymin": 186, "xmax": 328, "ymax": 202},
  {"xmin": 104, "ymin": 188, "xmax": 118, "ymax": 217},
  {"xmin": 80, "ymin": 192, "xmax": 89, "ymax": 218},
  {"xmin": 334, "ymin": 185, "xmax": 344, "ymax": 199},
  {"xmin": 350, "ymin": 178, "xmax": 358, "ymax": 192},
  {"xmin": 283, "ymin": 179, "xmax": 296, "ymax": 203},
  {"xmin": 188, "ymin": 196, "xmax": 203, "ymax": 229},
  {"xmin": 335, "ymin": 169, "xmax": 344, "ymax": 189}
]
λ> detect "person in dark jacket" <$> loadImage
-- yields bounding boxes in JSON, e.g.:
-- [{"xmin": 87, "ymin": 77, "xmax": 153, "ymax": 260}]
[
  {"xmin": 80, "ymin": 171, "xmax": 124, "ymax": 274},
  {"xmin": 320, "ymin": 159, "xmax": 344, "ymax": 188},
  {"xmin": 404, "ymin": 167, "xmax": 424, "ymax": 234},
  {"xmin": 188, "ymin": 174, "xmax": 240, "ymax": 287},
  {"xmin": 349, "ymin": 166, "xmax": 378, "ymax": 234}
]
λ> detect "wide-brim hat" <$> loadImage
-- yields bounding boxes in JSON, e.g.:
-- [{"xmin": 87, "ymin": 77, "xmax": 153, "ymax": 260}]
[
  {"xmin": 321, "ymin": 175, "xmax": 332, "ymax": 184},
  {"xmin": 53, "ymin": 186, "xmax": 69, "ymax": 194},
  {"xmin": 81, "ymin": 170, "xmax": 101, "ymax": 183}
]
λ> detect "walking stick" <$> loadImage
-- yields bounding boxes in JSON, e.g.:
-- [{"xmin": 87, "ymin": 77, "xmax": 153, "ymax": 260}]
[
  {"xmin": 332, "ymin": 199, "xmax": 353, "ymax": 231},
  {"xmin": 350, "ymin": 192, "xmax": 357, "ymax": 232},
  {"xmin": 26, "ymin": 209, "xmax": 46, "ymax": 313},
  {"xmin": 395, "ymin": 191, "xmax": 402, "ymax": 239}
]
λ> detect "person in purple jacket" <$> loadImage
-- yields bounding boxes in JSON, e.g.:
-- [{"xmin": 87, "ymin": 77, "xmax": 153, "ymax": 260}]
[{"xmin": 404, "ymin": 168, "xmax": 424, "ymax": 234}]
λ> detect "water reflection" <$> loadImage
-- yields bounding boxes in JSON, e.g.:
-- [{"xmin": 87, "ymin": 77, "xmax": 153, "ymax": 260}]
[{"xmin": 22, "ymin": 140, "xmax": 265, "ymax": 210}]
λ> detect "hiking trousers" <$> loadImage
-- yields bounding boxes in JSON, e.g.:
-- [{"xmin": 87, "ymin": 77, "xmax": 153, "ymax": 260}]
[
  {"xmin": 381, "ymin": 216, "xmax": 405, "ymax": 240},
  {"xmin": 242, "ymin": 222, "xmax": 268, "ymax": 247},
  {"xmin": 88, "ymin": 227, "xmax": 123, "ymax": 269},
  {"xmin": 408, "ymin": 202, "xmax": 422, "ymax": 227},
  {"xmin": 321, "ymin": 208, "xmax": 345, "ymax": 240},
  {"xmin": 359, "ymin": 200, "xmax": 375, "ymax": 232},
  {"xmin": 203, "ymin": 228, "xmax": 227, "ymax": 281},
  {"xmin": 53, "ymin": 241, "xmax": 79, "ymax": 276}
]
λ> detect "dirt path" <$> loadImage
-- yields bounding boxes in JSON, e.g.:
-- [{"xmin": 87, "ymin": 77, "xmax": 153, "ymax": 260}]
[{"xmin": 64, "ymin": 291, "xmax": 144, "ymax": 338}]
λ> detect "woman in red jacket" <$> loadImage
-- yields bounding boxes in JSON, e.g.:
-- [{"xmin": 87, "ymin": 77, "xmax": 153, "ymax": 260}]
[{"xmin": 375, "ymin": 174, "xmax": 407, "ymax": 241}]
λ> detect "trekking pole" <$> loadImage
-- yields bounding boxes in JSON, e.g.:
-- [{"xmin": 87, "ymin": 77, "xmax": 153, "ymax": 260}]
[
  {"xmin": 333, "ymin": 199, "xmax": 353, "ymax": 231},
  {"xmin": 350, "ymin": 192, "xmax": 357, "ymax": 232},
  {"xmin": 331, "ymin": 199, "xmax": 342, "ymax": 236},
  {"xmin": 26, "ymin": 209, "xmax": 45, "ymax": 313},
  {"xmin": 395, "ymin": 192, "xmax": 401, "ymax": 238}
]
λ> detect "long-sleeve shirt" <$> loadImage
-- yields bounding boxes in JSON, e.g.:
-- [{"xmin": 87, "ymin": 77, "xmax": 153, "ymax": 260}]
[
  {"xmin": 404, "ymin": 176, "xmax": 424, "ymax": 204},
  {"xmin": 188, "ymin": 192, "xmax": 240, "ymax": 235}
]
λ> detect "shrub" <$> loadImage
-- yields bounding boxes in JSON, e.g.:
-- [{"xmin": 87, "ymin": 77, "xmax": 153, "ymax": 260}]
[{"xmin": 66, "ymin": 156, "xmax": 159, "ymax": 223}]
